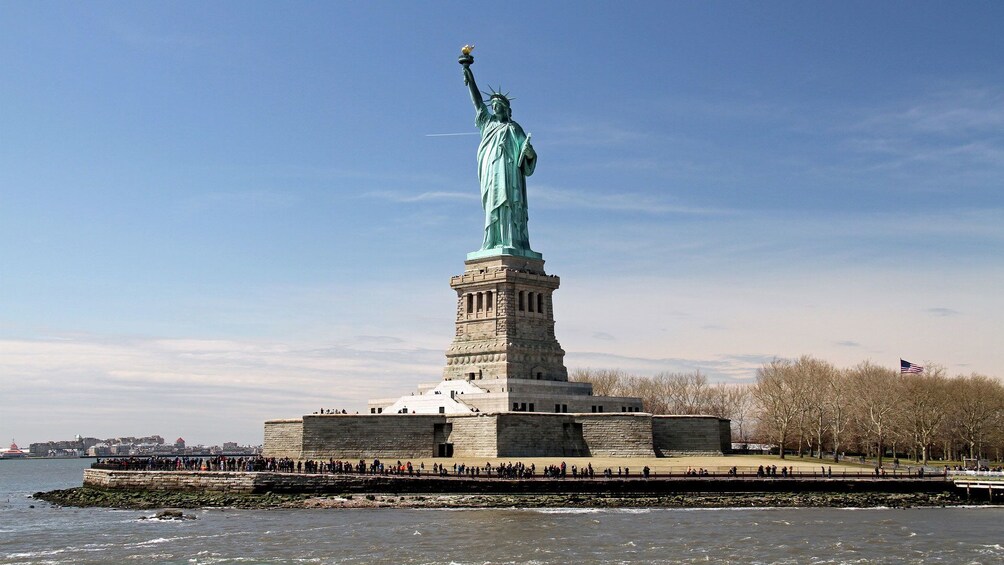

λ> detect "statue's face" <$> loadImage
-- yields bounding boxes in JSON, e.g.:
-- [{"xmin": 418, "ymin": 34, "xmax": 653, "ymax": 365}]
[{"xmin": 492, "ymin": 98, "xmax": 511, "ymax": 120}]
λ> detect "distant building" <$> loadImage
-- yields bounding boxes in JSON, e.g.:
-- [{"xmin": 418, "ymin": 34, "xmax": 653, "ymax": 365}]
[
  {"xmin": 87, "ymin": 443, "xmax": 111, "ymax": 457},
  {"xmin": 109, "ymin": 443, "xmax": 132, "ymax": 455}
]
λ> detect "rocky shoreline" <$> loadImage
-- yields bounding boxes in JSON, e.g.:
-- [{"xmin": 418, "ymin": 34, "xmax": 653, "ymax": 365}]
[{"xmin": 34, "ymin": 487, "xmax": 965, "ymax": 510}]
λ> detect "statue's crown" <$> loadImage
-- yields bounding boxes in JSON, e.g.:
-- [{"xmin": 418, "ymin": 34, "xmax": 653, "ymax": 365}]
[{"xmin": 483, "ymin": 85, "xmax": 513, "ymax": 107}]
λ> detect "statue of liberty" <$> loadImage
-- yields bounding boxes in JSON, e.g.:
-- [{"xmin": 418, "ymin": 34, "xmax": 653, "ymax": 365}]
[{"xmin": 459, "ymin": 46, "xmax": 541, "ymax": 259}]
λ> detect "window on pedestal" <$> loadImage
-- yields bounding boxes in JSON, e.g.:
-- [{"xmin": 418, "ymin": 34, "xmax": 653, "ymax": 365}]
[
  {"xmin": 529, "ymin": 403, "xmax": 534, "ymax": 412},
  {"xmin": 528, "ymin": 292, "xmax": 535, "ymax": 313},
  {"xmin": 513, "ymin": 402, "xmax": 519, "ymax": 411},
  {"xmin": 486, "ymin": 291, "xmax": 493, "ymax": 312},
  {"xmin": 476, "ymin": 292, "xmax": 483, "ymax": 311},
  {"xmin": 538, "ymin": 293, "xmax": 544, "ymax": 313},
  {"xmin": 518, "ymin": 291, "xmax": 525, "ymax": 311},
  {"xmin": 466, "ymin": 294, "xmax": 473, "ymax": 314}
]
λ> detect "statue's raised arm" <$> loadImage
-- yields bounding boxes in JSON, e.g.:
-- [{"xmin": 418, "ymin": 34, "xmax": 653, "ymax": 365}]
[
  {"xmin": 457, "ymin": 46, "xmax": 541, "ymax": 260},
  {"xmin": 461, "ymin": 62, "xmax": 483, "ymax": 111}
]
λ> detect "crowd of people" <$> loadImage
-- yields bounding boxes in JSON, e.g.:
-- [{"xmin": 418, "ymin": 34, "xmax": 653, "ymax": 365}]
[
  {"xmin": 91, "ymin": 457, "xmax": 929, "ymax": 479},
  {"xmin": 93, "ymin": 456, "xmax": 271, "ymax": 472},
  {"xmin": 92, "ymin": 456, "xmax": 661, "ymax": 479}
]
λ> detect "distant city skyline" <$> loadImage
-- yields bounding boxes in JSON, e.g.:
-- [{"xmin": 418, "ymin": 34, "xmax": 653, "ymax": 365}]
[{"xmin": 2, "ymin": 3, "xmax": 1002, "ymax": 444}]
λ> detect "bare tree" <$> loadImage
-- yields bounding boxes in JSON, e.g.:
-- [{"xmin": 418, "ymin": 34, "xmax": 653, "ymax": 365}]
[
  {"xmin": 569, "ymin": 368, "xmax": 628, "ymax": 397},
  {"xmin": 752, "ymin": 359, "xmax": 802, "ymax": 459},
  {"xmin": 900, "ymin": 364, "xmax": 950, "ymax": 465},
  {"xmin": 709, "ymin": 383, "xmax": 755, "ymax": 443},
  {"xmin": 653, "ymin": 371, "xmax": 712, "ymax": 414},
  {"xmin": 948, "ymin": 373, "xmax": 1004, "ymax": 460},
  {"xmin": 790, "ymin": 356, "xmax": 837, "ymax": 459},
  {"xmin": 848, "ymin": 361, "xmax": 902, "ymax": 468},
  {"xmin": 826, "ymin": 368, "xmax": 852, "ymax": 463}
]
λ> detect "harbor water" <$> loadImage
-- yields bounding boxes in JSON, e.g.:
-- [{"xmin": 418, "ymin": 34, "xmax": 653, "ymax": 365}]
[{"xmin": 2, "ymin": 458, "xmax": 1003, "ymax": 564}]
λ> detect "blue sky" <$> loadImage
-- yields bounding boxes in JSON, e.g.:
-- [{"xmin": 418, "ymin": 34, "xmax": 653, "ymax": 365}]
[{"xmin": 2, "ymin": 2, "xmax": 1002, "ymax": 445}]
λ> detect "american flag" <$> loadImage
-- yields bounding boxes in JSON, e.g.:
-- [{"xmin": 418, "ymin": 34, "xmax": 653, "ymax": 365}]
[{"xmin": 900, "ymin": 359, "xmax": 924, "ymax": 374}]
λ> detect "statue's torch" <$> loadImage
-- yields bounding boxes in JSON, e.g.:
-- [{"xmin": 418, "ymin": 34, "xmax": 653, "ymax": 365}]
[{"xmin": 459, "ymin": 44, "xmax": 474, "ymax": 67}]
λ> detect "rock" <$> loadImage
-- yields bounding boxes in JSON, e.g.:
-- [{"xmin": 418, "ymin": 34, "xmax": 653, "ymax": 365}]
[{"xmin": 153, "ymin": 509, "xmax": 194, "ymax": 520}]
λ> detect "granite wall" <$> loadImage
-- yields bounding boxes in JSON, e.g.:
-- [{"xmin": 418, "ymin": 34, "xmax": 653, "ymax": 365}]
[
  {"xmin": 652, "ymin": 416, "xmax": 730, "ymax": 456},
  {"xmin": 495, "ymin": 413, "xmax": 586, "ymax": 457},
  {"xmin": 577, "ymin": 414, "xmax": 657, "ymax": 457},
  {"xmin": 262, "ymin": 419, "xmax": 303, "ymax": 459},
  {"xmin": 447, "ymin": 414, "xmax": 498, "ymax": 458},
  {"xmin": 299, "ymin": 414, "xmax": 444, "ymax": 460},
  {"xmin": 263, "ymin": 413, "xmax": 731, "ymax": 459},
  {"xmin": 83, "ymin": 468, "xmax": 255, "ymax": 493}
]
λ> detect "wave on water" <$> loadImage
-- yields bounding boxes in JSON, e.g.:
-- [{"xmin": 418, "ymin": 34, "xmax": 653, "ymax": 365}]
[
  {"xmin": 672, "ymin": 506, "xmax": 793, "ymax": 512},
  {"xmin": 525, "ymin": 508, "xmax": 605, "ymax": 514},
  {"xmin": 526, "ymin": 507, "xmax": 653, "ymax": 515},
  {"xmin": 5, "ymin": 548, "xmax": 67, "ymax": 559},
  {"xmin": 131, "ymin": 536, "xmax": 186, "ymax": 547}
]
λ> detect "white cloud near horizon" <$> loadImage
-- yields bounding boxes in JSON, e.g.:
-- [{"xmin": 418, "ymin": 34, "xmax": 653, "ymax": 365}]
[{"xmin": 4, "ymin": 248, "xmax": 1001, "ymax": 447}]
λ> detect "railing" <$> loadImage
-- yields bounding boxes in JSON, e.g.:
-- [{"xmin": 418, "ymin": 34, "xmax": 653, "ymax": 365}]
[{"xmin": 947, "ymin": 470, "xmax": 1004, "ymax": 480}]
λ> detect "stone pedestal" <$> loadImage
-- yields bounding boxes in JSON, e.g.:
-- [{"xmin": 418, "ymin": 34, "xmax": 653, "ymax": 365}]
[{"xmin": 443, "ymin": 254, "xmax": 568, "ymax": 383}]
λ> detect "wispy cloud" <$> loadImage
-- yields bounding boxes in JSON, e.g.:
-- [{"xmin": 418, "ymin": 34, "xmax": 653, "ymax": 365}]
[
  {"xmin": 852, "ymin": 88, "xmax": 1004, "ymax": 136},
  {"xmin": 353, "ymin": 335, "xmax": 406, "ymax": 347},
  {"xmin": 531, "ymin": 184, "xmax": 734, "ymax": 216},
  {"xmin": 362, "ymin": 190, "xmax": 476, "ymax": 203},
  {"xmin": 842, "ymin": 87, "xmax": 1004, "ymax": 176},
  {"xmin": 178, "ymin": 190, "xmax": 301, "ymax": 213},
  {"xmin": 926, "ymin": 307, "xmax": 961, "ymax": 317},
  {"xmin": 566, "ymin": 351, "xmax": 775, "ymax": 381},
  {"xmin": 543, "ymin": 122, "xmax": 651, "ymax": 147},
  {"xmin": 107, "ymin": 20, "xmax": 205, "ymax": 50},
  {"xmin": 836, "ymin": 340, "xmax": 861, "ymax": 348},
  {"xmin": 0, "ymin": 334, "xmax": 444, "ymax": 444}
]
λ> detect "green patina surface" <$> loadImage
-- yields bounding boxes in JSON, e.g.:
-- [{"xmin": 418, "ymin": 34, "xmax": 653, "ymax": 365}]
[{"xmin": 460, "ymin": 49, "xmax": 542, "ymax": 261}]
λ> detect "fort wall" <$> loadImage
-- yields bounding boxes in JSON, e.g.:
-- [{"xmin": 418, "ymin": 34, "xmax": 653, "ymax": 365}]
[
  {"xmin": 262, "ymin": 419, "xmax": 303, "ymax": 460},
  {"xmin": 264, "ymin": 413, "xmax": 729, "ymax": 459},
  {"xmin": 495, "ymin": 413, "xmax": 584, "ymax": 457},
  {"xmin": 577, "ymin": 414, "xmax": 656, "ymax": 457},
  {"xmin": 652, "ymin": 416, "xmax": 729, "ymax": 456},
  {"xmin": 299, "ymin": 414, "xmax": 444, "ymax": 460},
  {"xmin": 447, "ymin": 415, "xmax": 498, "ymax": 457}
]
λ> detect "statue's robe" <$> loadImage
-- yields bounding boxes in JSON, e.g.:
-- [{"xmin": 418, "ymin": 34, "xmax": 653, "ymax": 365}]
[{"xmin": 475, "ymin": 102, "xmax": 535, "ymax": 251}]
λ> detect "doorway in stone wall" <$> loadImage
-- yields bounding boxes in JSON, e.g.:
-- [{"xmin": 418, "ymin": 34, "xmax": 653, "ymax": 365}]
[{"xmin": 436, "ymin": 443, "xmax": 454, "ymax": 457}]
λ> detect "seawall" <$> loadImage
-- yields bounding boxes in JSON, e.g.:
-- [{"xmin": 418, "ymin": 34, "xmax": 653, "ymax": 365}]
[{"xmin": 82, "ymin": 468, "xmax": 952, "ymax": 496}]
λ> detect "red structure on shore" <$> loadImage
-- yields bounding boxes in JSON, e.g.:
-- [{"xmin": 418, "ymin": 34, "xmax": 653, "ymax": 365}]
[{"xmin": 0, "ymin": 440, "xmax": 27, "ymax": 459}]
